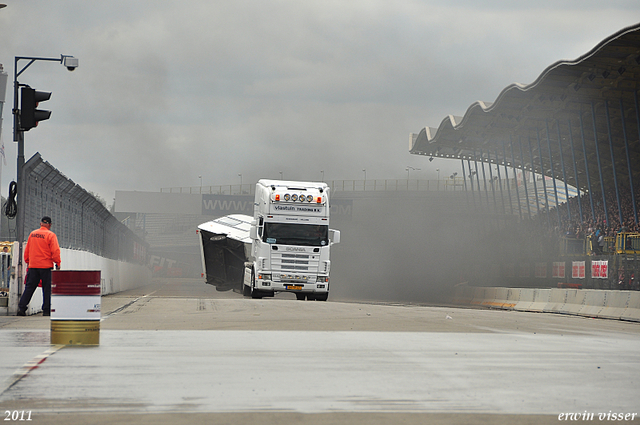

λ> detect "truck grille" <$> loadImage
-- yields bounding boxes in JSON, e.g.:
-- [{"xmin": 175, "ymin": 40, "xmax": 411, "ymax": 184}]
[{"xmin": 271, "ymin": 253, "xmax": 319, "ymax": 273}]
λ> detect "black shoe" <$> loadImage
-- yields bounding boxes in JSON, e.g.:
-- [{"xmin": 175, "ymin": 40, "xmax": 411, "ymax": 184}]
[{"xmin": 17, "ymin": 310, "xmax": 26, "ymax": 316}]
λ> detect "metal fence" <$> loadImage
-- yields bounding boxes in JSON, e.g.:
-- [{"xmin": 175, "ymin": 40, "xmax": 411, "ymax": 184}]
[
  {"xmin": 13, "ymin": 153, "xmax": 147, "ymax": 264},
  {"xmin": 160, "ymin": 178, "xmax": 468, "ymax": 195}
]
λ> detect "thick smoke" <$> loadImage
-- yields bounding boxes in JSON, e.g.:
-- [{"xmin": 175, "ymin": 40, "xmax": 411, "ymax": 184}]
[{"xmin": 330, "ymin": 190, "xmax": 498, "ymax": 304}]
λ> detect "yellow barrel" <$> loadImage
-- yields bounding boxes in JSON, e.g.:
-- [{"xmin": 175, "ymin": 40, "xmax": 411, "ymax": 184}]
[{"xmin": 51, "ymin": 320, "xmax": 100, "ymax": 345}]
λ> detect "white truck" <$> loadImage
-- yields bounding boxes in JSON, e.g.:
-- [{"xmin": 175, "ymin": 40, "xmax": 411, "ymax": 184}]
[{"xmin": 197, "ymin": 179, "xmax": 340, "ymax": 301}]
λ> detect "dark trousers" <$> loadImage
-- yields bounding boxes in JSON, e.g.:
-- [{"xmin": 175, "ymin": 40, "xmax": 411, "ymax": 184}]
[{"xmin": 18, "ymin": 268, "xmax": 52, "ymax": 313}]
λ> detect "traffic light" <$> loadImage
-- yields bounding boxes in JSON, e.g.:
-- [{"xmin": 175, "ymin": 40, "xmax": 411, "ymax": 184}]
[{"xmin": 20, "ymin": 86, "xmax": 51, "ymax": 131}]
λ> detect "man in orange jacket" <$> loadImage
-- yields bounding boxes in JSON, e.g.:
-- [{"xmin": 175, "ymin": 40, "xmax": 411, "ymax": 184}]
[{"xmin": 17, "ymin": 216, "xmax": 61, "ymax": 316}]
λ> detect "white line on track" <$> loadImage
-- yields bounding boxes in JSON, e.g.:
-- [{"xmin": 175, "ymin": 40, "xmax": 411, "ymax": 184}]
[{"xmin": 0, "ymin": 345, "xmax": 64, "ymax": 396}]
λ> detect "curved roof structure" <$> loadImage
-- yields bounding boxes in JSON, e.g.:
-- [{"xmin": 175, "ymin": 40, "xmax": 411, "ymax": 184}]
[{"xmin": 410, "ymin": 23, "xmax": 640, "ymax": 196}]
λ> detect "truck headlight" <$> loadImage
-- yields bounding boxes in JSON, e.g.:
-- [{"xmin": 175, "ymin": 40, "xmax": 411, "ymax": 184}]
[
  {"xmin": 316, "ymin": 276, "xmax": 329, "ymax": 283},
  {"xmin": 259, "ymin": 273, "xmax": 272, "ymax": 280}
]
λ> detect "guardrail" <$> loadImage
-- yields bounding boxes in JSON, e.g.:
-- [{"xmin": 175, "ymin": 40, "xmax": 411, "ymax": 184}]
[{"xmin": 161, "ymin": 178, "xmax": 469, "ymax": 195}]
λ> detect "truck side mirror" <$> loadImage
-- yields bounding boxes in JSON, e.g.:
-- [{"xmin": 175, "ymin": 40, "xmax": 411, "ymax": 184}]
[
  {"xmin": 250, "ymin": 224, "xmax": 258, "ymax": 240},
  {"xmin": 329, "ymin": 229, "xmax": 340, "ymax": 244}
]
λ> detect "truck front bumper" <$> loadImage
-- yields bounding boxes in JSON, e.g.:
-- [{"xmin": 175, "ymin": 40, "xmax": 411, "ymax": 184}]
[{"xmin": 256, "ymin": 279, "xmax": 328, "ymax": 293}]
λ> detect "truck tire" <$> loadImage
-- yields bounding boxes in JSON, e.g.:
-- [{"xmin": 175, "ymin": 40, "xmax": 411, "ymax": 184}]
[
  {"xmin": 242, "ymin": 282, "xmax": 251, "ymax": 297},
  {"xmin": 315, "ymin": 293, "xmax": 328, "ymax": 302},
  {"xmin": 295, "ymin": 293, "xmax": 305, "ymax": 301},
  {"xmin": 250, "ymin": 269, "xmax": 262, "ymax": 299}
]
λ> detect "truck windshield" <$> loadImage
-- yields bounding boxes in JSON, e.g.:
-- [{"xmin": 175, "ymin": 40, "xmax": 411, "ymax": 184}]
[{"xmin": 262, "ymin": 223, "xmax": 329, "ymax": 247}]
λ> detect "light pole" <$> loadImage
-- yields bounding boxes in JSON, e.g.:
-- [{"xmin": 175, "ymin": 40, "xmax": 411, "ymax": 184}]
[
  {"xmin": 436, "ymin": 168, "xmax": 440, "ymax": 180},
  {"xmin": 0, "ymin": 64, "xmax": 6, "ymax": 239},
  {"xmin": 320, "ymin": 170, "xmax": 324, "ymax": 182},
  {"xmin": 12, "ymin": 54, "xmax": 78, "ymax": 301},
  {"xmin": 279, "ymin": 171, "xmax": 283, "ymax": 180},
  {"xmin": 362, "ymin": 169, "xmax": 366, "ymax": 181},
  {"xmin": 198, "ymin": 175, "xmax": 202, "ymax": 192},
  {"xmin": 238, "ymin": 173, "xmax": 242, "ymax": 187},
  {"xmin": 406, "ymin": 166, "xmax": 420, "ymax": 179}
]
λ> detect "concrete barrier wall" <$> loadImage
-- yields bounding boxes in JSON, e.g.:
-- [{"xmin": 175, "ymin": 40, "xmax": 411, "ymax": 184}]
[
  {"xmin": 470, "ymin": 287, "xmax": 487, "ymax": 307},
  {"xmin": 514, "ymin": 288, "xmax": 535, "ymax": 312},
  {"xmin": 452, "ymin": 285, "xmax": 474, "ymax": 305},
  {"xmin": 8, "ymin": 247, "xmax": 151, "ymax": 315},
  {"xmin": 544, "ymin": 289, "xmax": 567, "ymax": 314},
  {"xmin": 453, "ymin": 285, "xmax": 640, "ymax": 322},
  {"xmin": 59, "ymin": 249, "xmax": 151, "ymax": 295},
  {"xmin": 66, "ymin": 248, "xmax": 152, "ymax": 295},
  {"xmin": 600, "ymin": 291, "xmax": 630, "ymax": 321},
  {"xmin": 560, "ymin": 289, "xmax": 586, "ymax": 316},
  {"xmin": 530, "ymin": 289, "xmax": 551, "ymax": 312},
  {"xmin": 621, "ymin": 292, "xmax": 640, "ymax": 322}
]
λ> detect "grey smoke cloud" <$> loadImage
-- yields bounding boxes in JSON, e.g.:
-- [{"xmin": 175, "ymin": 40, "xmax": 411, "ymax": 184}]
[{"xmin": 0, "ymin": 1, "xmax": 638, "ymax": 201}]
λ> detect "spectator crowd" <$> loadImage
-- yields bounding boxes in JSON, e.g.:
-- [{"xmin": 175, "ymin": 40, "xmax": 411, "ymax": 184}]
[{"xmin": 541, "ymin": 189, "xmax": 639, "ymax": 249}]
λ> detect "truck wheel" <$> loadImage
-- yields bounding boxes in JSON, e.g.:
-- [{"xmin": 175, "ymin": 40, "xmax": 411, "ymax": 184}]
[
  {"xmin": 242, "ymin": 282, "xmax": 251, "ymax": 297},
  {"xmin": 295, "ymin": 293, "xmax": 305, "ymax": 301},
  {"xmin": 306, "ymin": 293, "xmax": 316, "ymax": 301},
  {"xmin": 251, "ymin": 286, "xmax": 262, "ymax": 299},
  {"xmin": 315, "ymin": 293, "xmax": 328, "ymax": 302},
  {"xmin": 250, "ymin": 269, "xmax": 262, "ymax": 299}
]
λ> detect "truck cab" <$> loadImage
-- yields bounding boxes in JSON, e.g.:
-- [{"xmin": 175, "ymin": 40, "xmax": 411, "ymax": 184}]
[{"xmin": 245, "ymin": 179, "xmax": 340, "ymax": 301}]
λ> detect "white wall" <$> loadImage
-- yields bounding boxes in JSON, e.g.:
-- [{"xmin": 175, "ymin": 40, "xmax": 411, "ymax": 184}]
[
  {"xmin": 8, "ymin": 246, "xmax": 151, "ymax": 315},
  {"xmin": 59, "ymin": 248, "xmax": 151, "ymax": 295}
]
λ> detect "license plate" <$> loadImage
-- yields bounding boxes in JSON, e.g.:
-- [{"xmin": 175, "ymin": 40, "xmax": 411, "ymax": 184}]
[{"xmin": 287, "ymin": 285, "xmax": 303, "ymax": 290}]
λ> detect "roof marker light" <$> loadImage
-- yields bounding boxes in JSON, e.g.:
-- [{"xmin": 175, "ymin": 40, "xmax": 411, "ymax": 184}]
[{"xmin": 275, "ymin": 194, "xmax": 280, "ymax": 201}]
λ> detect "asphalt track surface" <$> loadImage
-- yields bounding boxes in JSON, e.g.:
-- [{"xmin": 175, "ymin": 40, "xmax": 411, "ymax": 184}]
[{"xmin": 1, "ymin": 278, "xmax": 639, "ymax": 425}]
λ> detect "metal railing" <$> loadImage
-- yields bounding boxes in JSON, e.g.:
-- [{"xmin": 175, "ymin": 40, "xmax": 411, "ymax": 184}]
[{"xmin": 161, "ymin": 178, "xmax": 469, "ymax": 195}]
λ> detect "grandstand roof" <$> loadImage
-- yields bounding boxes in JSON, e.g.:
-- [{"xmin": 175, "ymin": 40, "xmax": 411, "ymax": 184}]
[{"xmin": 410, "ymin": 23, "xmax": 640, "ymax": 194}]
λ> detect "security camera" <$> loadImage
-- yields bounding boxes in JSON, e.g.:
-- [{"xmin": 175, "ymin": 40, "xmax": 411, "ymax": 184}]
[{"xmin": 63, "ymin": 56, "xmax": 79, "ymax": 71}]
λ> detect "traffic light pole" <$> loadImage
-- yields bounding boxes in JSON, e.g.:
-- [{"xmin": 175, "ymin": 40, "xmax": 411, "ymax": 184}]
[
  {"xmin": 11, "ymin": 55, "xmax": 77, "ymax": 312},
  {"xmin": 13, "ymin": 56, "xmax": 65, "ymax": 247}
]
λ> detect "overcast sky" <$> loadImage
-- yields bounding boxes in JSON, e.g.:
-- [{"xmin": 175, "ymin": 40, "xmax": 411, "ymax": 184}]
[{"xmin": 0, "ymin": 1, "xmax": 639, "ymax": 203}]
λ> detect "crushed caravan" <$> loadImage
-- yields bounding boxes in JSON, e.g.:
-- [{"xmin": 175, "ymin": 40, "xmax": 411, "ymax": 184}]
[{"xmin": 197, "ymin": 214, "xmax": 252, "ymax": 292}]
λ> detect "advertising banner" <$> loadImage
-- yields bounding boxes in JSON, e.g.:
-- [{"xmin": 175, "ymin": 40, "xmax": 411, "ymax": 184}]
[
  {"xmin": 535, "ymin": 262, "xmax": 547, "ymax": 278},
  {"xmin": 552, "ymin": 262, "xmax": 565, "ymax": 279},
  {"xmin": 572, "ymin": 261, "xmax": 585, "ymax": 279},
  {"xmin": 202, "ymin": 194, "xmax": 253, "ymax": 216},
  {"xmin": 591, "ymin": 260, "xmax": 609, "ymax": 279}
]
